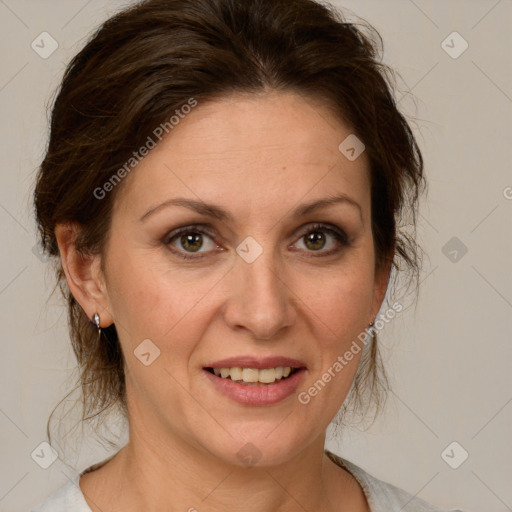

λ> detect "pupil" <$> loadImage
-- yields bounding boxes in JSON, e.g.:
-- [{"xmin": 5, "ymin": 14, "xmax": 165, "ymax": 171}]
[
  {"xmin": 182, "ymin": 233, "xmax": 202, "ymax": 252},
  {"xmin": 305, "ymin": 232, "xmax": 325, "ymax": 250}
]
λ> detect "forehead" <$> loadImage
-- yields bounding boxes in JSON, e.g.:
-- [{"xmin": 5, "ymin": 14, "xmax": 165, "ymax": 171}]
[{"xmin": 114, "ymin": 91, "xmax": 371, "ymax": 222}]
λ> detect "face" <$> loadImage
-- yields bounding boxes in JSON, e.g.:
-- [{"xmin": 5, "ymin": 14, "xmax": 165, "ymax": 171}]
[{"xmin": 73, "ymin": 91, "xmax": 389, "ymax": 467}]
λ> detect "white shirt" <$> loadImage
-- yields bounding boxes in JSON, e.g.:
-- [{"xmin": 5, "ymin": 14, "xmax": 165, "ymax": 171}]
[{"xmin": 30, "ymin": 450, "xmax": 465, "ymax": 511}]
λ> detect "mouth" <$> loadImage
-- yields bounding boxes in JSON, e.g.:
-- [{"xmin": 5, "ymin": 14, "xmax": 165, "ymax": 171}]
[
  {"xmin": 204, "ymin": 366, "xmax": 303, "ymax": 386},
  {"xmin": 202, "ymin": 364, "xmax": 307, "ymax": 406}
]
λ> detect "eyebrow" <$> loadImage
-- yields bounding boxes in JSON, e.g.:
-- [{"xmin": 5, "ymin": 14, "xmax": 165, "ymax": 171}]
[{"xmin": 138, "ymin": 193, "xmax": 363, "ymax": 224}]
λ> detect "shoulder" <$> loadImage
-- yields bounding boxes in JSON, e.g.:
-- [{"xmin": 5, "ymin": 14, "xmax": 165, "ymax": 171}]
[
  {"xmin": 30, "ymin": 452, "xmax": 118, "ymax": 512},
  {"xmin": 30, "ymin": 475, "xmax": 91, "ymax": 512},
  {"xmin": 325, "ymin": 450, "xmax": 465, "ymax": 512}
]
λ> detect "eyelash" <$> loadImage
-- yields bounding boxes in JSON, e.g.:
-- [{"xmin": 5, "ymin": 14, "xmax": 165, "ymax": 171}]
[{"xmin": 164, "ymin": 223, "xmax": 350, "ymax": 261}]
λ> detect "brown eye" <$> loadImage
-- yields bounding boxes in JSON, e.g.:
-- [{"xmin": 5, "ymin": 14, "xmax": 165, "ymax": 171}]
[
  {"xmin": 164, "ymin": 225, "xmax": 218, "ymax": 260},
  {"xmin": 178, "ymin": 232, "xmax": 204, "ymax": 252},
  {"xmin": 294, "ymin": 223, "xmax": 349, "ymax": 257},
  {"xmin": 303, "ymin": 231, "xmax": 328, "ymax": 251}
]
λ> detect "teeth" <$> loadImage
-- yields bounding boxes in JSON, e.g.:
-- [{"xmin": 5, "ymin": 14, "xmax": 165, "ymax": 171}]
[
  {"xmin": 242, "ymin": 368, "xmax": 259, "ymax": 382},
  {"xmin": 230, "ymin": 367, "xmax": 243, "ymax": 381},
  {"xmin": 211, "ymin": 366, "xmax": 296, "ymax": 384},
  {"xmin": 258, "ymin": 368, "xmax": 277, "ymax": 383}
]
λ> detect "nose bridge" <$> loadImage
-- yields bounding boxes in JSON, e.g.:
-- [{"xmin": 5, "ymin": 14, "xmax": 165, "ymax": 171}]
[
  {"xmin": 225, "ymin": 234, "xmax": 293, "ymax": 339},
  {"xmin": 240, "ymin": 238, "xmax": 280, "ymax": 294}
]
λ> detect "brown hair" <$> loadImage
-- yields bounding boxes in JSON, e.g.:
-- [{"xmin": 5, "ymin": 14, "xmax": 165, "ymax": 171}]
[{"xmin": 33, "ymin": 0, "xmax": 426, "ymax": 448}]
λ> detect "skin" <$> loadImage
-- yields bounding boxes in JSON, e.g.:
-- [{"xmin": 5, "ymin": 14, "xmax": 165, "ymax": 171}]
[{"xmin": 55, "ymin": 90, "xmax": 391, "ymax": 512}]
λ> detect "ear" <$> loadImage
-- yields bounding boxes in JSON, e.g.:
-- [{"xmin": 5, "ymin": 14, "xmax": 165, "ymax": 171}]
[
  {"xmin": 54, "ymin": 222, "xmax": 114, "ymax": 328},
  {"xmin": 370, "ymin": 256, "xmax": 393, "ymax": 324}
]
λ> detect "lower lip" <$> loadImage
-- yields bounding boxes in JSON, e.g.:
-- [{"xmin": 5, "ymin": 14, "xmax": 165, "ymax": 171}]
[{"xmin": 203, "ymin": 368, "xmax": 306, "ymax": 406}]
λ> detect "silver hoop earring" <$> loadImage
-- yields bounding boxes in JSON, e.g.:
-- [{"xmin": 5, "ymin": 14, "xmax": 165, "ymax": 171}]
[{"xmin": 93, "ymin": 312, "xmax": 101, "ymax": 334}]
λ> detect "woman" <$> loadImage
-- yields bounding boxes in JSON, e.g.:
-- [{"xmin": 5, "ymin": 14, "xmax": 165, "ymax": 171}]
[{"xmin": 31, "ymin": 0, "xmax": 463, "ymax": 510}]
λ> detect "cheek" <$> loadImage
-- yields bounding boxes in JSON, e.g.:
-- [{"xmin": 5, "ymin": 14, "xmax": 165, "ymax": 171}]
[
  {"xmin": 294, "ymin": 272, "xmax": 373, "ymax": 410},
  {"xmin": 106, "ymin": 249, "xmax": 220, "ymax": 360},
  {"xmin": 295, "ymin": 263, "xmax": 375, "ymax": 346}
]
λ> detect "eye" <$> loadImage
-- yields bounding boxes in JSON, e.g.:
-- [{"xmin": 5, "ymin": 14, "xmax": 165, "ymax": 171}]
[
  {"xmin": 164, "ymin": 225, "xmax": 218, "ymax": 260},
  {"xmin": 164, "ymin": 222, "xmax": 350, "ymax": 261},
  {"xmin": 292, "ymin": 223, "xmax": 349, "ymax": 257}
]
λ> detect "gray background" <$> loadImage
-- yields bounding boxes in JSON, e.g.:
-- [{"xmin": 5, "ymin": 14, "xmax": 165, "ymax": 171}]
[{"xmin": 1, "ymin": 0, "xmax": 511, "ymax": 510}]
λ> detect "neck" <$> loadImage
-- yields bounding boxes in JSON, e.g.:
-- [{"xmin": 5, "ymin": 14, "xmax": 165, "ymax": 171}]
[
  {"xmin": 79, "ymin": 386, "xmax": 368, "ymax": 511},
  {"xmin": 115, "ymin": 430, "xmax": 337, "ymax": 511}
]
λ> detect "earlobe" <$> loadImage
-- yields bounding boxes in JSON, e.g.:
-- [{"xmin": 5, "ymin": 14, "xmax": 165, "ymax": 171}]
[{"xmin": 54, "ymin": 222, "xmax": 114, "ymax": 326}]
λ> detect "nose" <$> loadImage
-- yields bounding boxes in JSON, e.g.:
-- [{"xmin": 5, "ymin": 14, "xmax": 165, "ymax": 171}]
[{"xmin": 222, "ymin": 246, "xmax": 296, "ymax": 340}]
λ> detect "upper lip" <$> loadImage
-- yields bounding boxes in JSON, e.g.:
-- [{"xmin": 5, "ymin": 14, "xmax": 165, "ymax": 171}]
[{"xmin": 205, "ymin": 356, "xmax": 307, "ymax": 369}]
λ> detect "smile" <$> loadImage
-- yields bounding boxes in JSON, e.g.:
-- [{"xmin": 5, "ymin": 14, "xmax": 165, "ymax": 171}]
[
  {"xmin": 203, "ymin": 366, "xmax": 306, "ymax": 406},
  {"xmin": 205, "ymin": 366, "xmax": 300, "ymax": 385}
]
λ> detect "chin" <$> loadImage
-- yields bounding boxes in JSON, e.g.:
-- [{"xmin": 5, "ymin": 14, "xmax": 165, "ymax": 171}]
[{"xmin": 202, "ymin": 430, "xmax": 311, "ymax": 469}]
